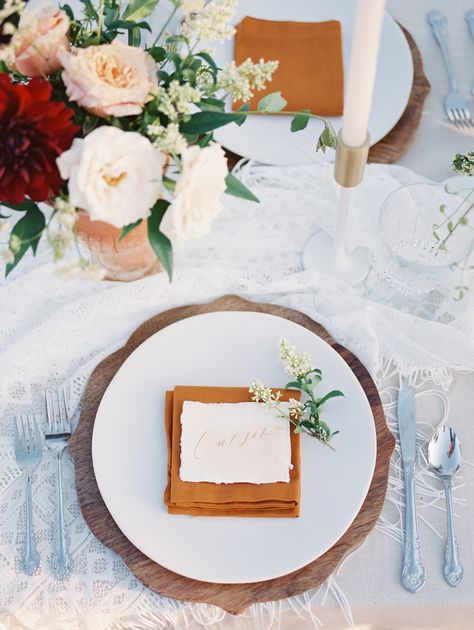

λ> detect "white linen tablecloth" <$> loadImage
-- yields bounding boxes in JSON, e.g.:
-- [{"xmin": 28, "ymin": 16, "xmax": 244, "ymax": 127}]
[{"xmin": 1, "ymin": 2, "xmax": 474, "ymax": 629}]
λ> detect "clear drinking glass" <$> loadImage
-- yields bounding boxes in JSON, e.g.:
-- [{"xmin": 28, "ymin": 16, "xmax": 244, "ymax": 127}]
[{"xmin": 378, "ymin": 183, "xmax": 473, "ymax": 296}]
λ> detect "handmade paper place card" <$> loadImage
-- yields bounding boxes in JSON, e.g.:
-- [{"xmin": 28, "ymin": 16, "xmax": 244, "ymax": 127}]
[{"xmin": 179, "ymin": 401, "xmax": 292, "ymax": 484}]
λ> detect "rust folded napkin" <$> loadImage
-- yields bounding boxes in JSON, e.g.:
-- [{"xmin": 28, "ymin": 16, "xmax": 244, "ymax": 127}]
[
  {"xmin": 234, "ymin": 16, "xmax": 344, "ymax": 116},
  {"xmin": 163, "ymin": 386, "xmax": 301, "ymax": 517}
]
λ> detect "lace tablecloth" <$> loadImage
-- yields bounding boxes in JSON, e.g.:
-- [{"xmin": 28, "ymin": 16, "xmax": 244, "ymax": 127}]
[{"xmin": 0, "ymin": 157, "xmax": 473, "ymax": 629}]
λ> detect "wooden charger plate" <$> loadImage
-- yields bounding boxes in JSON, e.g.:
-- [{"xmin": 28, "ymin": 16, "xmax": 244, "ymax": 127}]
[
  {"xmin": 225, "ymin": 25, "xmax": 431, "ymax": 169},
  {"xmin": 69, "ymin": 295, "xmax": 394, "ymax": 615}
]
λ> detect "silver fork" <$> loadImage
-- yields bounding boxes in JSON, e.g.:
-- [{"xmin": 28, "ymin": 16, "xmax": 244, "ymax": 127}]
[
  {"xmin": 45, "ymin": 388, "xmax": 72, "ymax": 579},
  {"xmin": 428, "ymin": 10, "xmax": 473, "ymax": 128},
  {"xmin": 13, "ymin": 415, "xmax": 43, "ymax": 575}
]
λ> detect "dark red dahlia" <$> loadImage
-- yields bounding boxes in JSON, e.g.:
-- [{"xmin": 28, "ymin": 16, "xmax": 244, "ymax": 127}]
[{"xmin": 0, "ymin": 73, "xmax": 79, "ymax": 205}]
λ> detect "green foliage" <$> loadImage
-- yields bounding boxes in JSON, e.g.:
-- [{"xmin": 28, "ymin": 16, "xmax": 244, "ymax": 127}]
[
  {"xmin": 180, "ymin": 111, "xmax": 246, "ymax": 135},
  {"xmin": 224, "ymin": 173, "xmax": 259, "ymax": 203},
  {"xmin": 452, "ymin": 151, "xmax": 474, "ymax": 176},
  {"xmin": 5, "ymin": 205, "xmax": 46, "ymax": 277},
  {"xmin": 284, "ymin": 371, "xmax": 343, "ymax": 447},
  {"xmin": 257, "ymin": 91, "xmax": 287, "ymax": 113},
  {"xmin": 316, "ymin": 122, "xmax": 337, "ymax": 153},
  {"xmin": 122, "ymin": 0, "xmax": 159, "ymax": 22},
  {"xmin": 147, "ymin": 200, "xmax": 173, "ymax": 281},
  {"xmin": 119, "ymin": 219, "xmax": 142, "ymax": 240},
  {"xmin": 290, "ymin": 109, "xmax": 311, "ymax": 132}
]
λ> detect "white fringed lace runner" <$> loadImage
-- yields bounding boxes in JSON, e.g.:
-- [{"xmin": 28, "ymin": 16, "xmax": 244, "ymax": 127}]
[{"xmin": 0, "ymin": 161, "xmax": 473, "ymax": 629}]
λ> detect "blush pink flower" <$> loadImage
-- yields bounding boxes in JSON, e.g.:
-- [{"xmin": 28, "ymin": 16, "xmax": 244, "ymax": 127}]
[
  {"xmin": 59, "ymin": 40, "xmax": 159, "ymax": 118},
  {"xmin": 11, "ymin": 7, "xmax": 70, "ymax": 77}
]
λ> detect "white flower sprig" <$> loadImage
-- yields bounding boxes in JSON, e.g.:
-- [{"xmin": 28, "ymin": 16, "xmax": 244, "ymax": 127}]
[
  {"xmin": 218, "ymin": 58, "xmax": 279, "ymax": 103},
  {"xmin": 182, "ymin": 0, "xmax": 237, "ymax": 43},
  {"xmin": 250, "ymin": 338, "xmax": 344, "ymax": 448}
]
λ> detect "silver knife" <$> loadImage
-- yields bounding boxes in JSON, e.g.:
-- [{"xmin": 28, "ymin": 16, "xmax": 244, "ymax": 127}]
[{"xmin": 398, "ymin": 379, "xmax": 426, "ymax": 592}]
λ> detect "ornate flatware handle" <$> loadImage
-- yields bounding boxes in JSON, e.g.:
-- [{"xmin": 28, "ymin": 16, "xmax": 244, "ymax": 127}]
[
  {"xmin": 52, "ymin": 450, "xmax": 72, "ymax": 579},
  {"xmin": 23, "ymin": 473, "xmax": 40, "ymax": 575},
  {"xmin": 443, "ymin": 479, "xmax": 464, "ymax": 587},
  {"xmin": 402, "ymin": 462, "xmax": 426, "ymax": 592},
  {"xmin": 427, "ymin": 10, "xmax": 457, "ymax": 92}
]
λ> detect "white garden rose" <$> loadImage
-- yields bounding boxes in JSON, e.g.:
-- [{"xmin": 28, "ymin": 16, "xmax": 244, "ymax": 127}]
[
  {"xmin": 57, "ymin": 126, "xmax": 165, "ymax": 228},
  {"xmin": 160, "ymin": 142, "xmax": 227, "ymax": 245}
]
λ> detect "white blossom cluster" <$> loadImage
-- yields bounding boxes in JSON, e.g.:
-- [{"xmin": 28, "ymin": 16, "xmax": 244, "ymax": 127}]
[
  {"xmin": 279, "ymin": 337, "xmax": 315, "ymax": 379},
  {"xmin": 248, "ymin": 379, "xmax": 282, "ymax": 408},
  {"xmin": 154, "ymin": 80, "xmax": 201, "ymax": 122},
  {"xmin": 147, "ymin": 121, "xmax": 187, "ymax": 155},
  {"xmin": 218, "ymin": 58, "xmax": 278, "ymax": 103},
  {"xmin": 45, "ymin": 197, "xmax": 78, "ymax": 261},
  {"xmin": 182, "ymin": 0, "xmax": 237, "ymax": 43},
  {"xmin": 181, "ymin": 0, "xmax": 205, "ymax": 15},
  {"xmin": 288, "ymin": 398, "xmax": 305, "ymax": 420}
]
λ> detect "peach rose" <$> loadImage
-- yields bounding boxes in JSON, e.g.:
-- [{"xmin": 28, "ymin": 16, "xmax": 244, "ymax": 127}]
[
  {"xmin": 59, "ymin": 40, "xmax": 158, "ymax": 118},
  {"xmin": 11, "ymin": 7, "xmax": 69, "ymax": 77}
]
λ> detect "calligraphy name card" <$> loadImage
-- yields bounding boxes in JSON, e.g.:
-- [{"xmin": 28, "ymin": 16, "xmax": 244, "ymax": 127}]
[{"xmin": 179, "ymin": 401, "xmax": 292, "ymax": 484}]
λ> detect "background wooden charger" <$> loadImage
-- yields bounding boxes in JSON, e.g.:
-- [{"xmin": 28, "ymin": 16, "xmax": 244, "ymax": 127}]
[
  {"xmin": 69, "ymin": 295, "xmax": 395, "ymax": 615},
  {"xmin": 225, "ymin": 25, "xmax": 430, "ymax": 169}
]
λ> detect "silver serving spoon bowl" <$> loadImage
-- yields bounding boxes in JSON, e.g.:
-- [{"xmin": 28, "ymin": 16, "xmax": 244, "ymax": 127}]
[{"xmin": 427, "ymin": 425, "xmax": 464, "ymax": 587}]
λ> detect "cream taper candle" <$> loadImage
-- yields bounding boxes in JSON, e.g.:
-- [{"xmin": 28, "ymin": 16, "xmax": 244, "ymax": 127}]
[{"xmin": 341, "ymin": 0, "xmax": 386, "ymax": 148}]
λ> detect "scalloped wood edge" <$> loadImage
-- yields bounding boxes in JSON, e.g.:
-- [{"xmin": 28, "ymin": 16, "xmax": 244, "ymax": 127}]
[{"xmin": 69, "ymin": 296, "xmax": 394, "ymax": 615}]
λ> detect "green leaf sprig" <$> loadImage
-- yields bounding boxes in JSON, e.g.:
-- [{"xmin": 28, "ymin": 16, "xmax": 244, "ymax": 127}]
[{"xmin": 249, "ymin": 338, "xmax": 343, "ymax": 449}]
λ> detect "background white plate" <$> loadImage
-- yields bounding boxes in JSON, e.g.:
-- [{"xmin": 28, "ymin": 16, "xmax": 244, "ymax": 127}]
[
  {"xmin": 92, "ymin": 312, "xmax": 377, "ymax": 584},
  {"xmin": 211, "ymin": 0, "xmax": 414, "ymax": 165}
]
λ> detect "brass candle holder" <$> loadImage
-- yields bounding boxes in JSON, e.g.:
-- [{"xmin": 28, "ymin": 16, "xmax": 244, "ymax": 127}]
[
  {"xmin": 301, "ymin": 131, "xmax": 371, "ymax": 285},
  {"xmin": 334, "ymin": 132, "xmax": 370, "ymax": 188}
]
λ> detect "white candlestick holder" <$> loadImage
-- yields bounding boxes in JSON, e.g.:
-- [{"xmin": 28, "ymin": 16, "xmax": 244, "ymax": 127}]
[{"xmin": 302, "ymin": 132, "xmax": 371, "ymax": 285}]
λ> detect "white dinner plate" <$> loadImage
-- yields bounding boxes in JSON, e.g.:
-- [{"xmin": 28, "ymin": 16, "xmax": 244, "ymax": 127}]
[
  {"xmin": 211, "ymin": 0, "xmax": 414, "ymax": 165},
  {"xmin": 92, "ymin": 311, "xmax": 377, "ymax": 584}
]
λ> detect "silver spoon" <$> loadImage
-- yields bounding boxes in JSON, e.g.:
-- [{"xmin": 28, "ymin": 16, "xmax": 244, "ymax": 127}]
[{"xmin": 427, "ymin": 425, "xmax": 464, "ymax": 587}]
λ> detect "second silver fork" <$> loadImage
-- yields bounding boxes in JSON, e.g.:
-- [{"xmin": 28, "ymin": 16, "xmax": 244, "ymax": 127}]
[
  {"xmin": 45, "ymin": 388, "xmax": 73, "ymax": 579},
  {"xmin": 428, "ymin": 10, "xmax": 473, "ymax": 128}
]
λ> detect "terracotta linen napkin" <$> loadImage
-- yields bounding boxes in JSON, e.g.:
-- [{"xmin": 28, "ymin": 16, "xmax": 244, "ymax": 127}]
[
  {"xmin": 233, "ymin": 16, "xmax": 344, "ymax": 115},
  {"xmin": 163, "ymin": 386, "xmax": 301, "ymax": 517}
]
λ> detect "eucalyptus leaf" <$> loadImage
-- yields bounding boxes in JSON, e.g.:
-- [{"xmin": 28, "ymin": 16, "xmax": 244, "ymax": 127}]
[
  {"xmin": 196, "ymin": 132, "xmax": 213, "ymax": 148},
  {"xmin": 122, "ymin": 0, "xmax": 158, "ymax": 22},
  {"xmin": 108, "ymin": 19, "xmax": 151, "ymax": 31},
  {"xmin": 224, "ymin": 173, "xmax": 259, "ymax": 203},
  {"xmin": 257, "ymin": 91, "xmax": 287, "ymax": 113},
  {"xmin": 128, "ymin": 26, "xmax": 141, "ymax": 46},
  {"xmin": 60, "ymin": 3, "xmax": 75, "ymax": 20},
  {"xmin": 291, "ymin": 109, "xmax": 311, "ymax": 132},
  {"xmin": 316, "ymin": 390, "xmax": 344, "ymax": 407},
  {"xmin": 147, "ymin": 46, "xmax": 166, "ymax": 62},
  {"xmin": 196, "ymin": 51, "xmax": 218, "ymax": 75},
  {"xmin": 6, "ymin": 205, "xmax": 45, "ymax": 277},
  {"xmin": 316, "ymin": 122, "xmax": 337, "ymax": 153},
  {"xmin": 148, "ymin": 199, "xmax": 173, "ymax": 281},
  {"xmin": 180, "ymin": 111, "xmax": 245, "ymax": 135},
  {"xmin": 119, "ymin": 219, "xmax": 142, "ymax": 241},
  {"xmin": 235, "ymin": 103, "xmax": 250, "ymax": 126}
]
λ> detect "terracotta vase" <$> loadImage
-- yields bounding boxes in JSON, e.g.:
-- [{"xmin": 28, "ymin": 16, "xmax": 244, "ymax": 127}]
[{"xmin": 76, "ymin": 214, "xmax": 162, "ymax": 282}]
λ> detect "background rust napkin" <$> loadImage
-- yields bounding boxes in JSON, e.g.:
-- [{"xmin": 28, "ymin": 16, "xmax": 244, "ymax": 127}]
[
  {"xmin": 234, "ymin": 16, "xmax": 344, "ymax": 115},
  {"xmin": 163, "ymin": 386, "xmax": 301, "ymax": 517}
]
